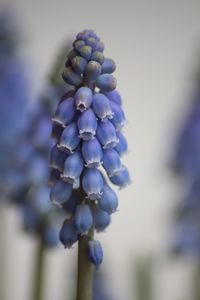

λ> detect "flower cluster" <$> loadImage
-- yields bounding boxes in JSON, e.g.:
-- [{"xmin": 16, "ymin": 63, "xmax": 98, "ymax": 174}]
[
  {"xmin": 49, "ymin": 29, "xmax": 130, "ymax": 266},
  {"xmin": 0, "ymin": 10, "xmax": 30, "ymax": 198},
  {"xmin": 172, "ymin": 86, "xmax": 200, "ymax": 256},
  {"xmin": 10, "ymin": 42, "xmax": 73, "ymax": 248}
]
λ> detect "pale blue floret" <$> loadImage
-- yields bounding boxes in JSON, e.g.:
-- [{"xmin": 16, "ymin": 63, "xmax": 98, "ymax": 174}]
[
  {"xmin": 96, "ymin": 73, "xmax": 116, "ymax": 92},
  {"xmin": 75, "ymin": 86, "xmax": 93, "ymax": 112},
  {"xmin": 59, "ymin": 218, "xmax": 78, "ymax": 248},
  {"xmin": 58, "ymin": 122, "xmax": 80, "ymax": 153},
  {"xmin": 88, "ymin": 240, "xmax": 103, "ymax": 267},
  {"xmin": 114, "ymin": 131, "xmax": 128, "ymax": 156},
  {"xmin": 74, "ymin": 204, "xmax": 93, "ymax": 234},
  {"xmin": 50, "ymin": 180, "xmax": 73, "ymax": 207},
  {"xmin": 49, "ymin": 144, "xmax": 67, "ymax": 171},
  {"xmin": 78, "ymin": 108, "xmax": 97, "ymax": 140},
  {"xmin": 96, "ymin": 120, "xmax": 119, "ymax": 149},
  {"xmin": 98, "ymin": 185, "xmax": 118, "ymax": 214},
  {"xmin": 92, "ymin": 93, "xmax": 113, "ymax": 121},
  {"xmin": 62, "ymin": 190, "xmax": 80, "ymax": 216},
  {"xmin": 104, "ymin": 90, "xmax": 122, "ymax": 105},
  {"xmin": 110, "ymin": 166, "xmax": 131, "ymax": 188},
  {"xmin": 109, "ymin": 101, "xmax": 126, "ymax": 130},
  {"xmin": 94, "ymin": 206, "xmax": 111, "ymax": 232},
  {"xmin": 101, "ymin": 58, "xmax": 116, "ymax": 74},
  {"xmin": 102, "ymin": 148, "xmax": 123, "ymax": 177},
  {"xmin": 71, "ymin": 56, "xmax": 87, "ymax": 75},
  {"xmin": 82, "ymin": 168, "xmax": 104, "ymax": 200},
  {"xmin": 52, "ymin": 97, "xmax": 76, "ymax": 127},
  {"xmin": 61, "ymin": 151, "xmax": 84, "ymax": 184},
  {"xmin": 82, "ymin": 138, "xmax": 103, "ymax": 168}
]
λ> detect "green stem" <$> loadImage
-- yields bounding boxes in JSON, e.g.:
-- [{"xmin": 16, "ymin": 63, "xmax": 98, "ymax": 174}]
[
  {"xmin": 193, "ymin": 262, "xmax": 200, "ymax": 300},
  {"xmin": 32, "ymin": 239, "xmax": 46, "ymax": 300},
  {"xmin": 76, "ymin": 230, "xmax": 94, "ymax": 300}
]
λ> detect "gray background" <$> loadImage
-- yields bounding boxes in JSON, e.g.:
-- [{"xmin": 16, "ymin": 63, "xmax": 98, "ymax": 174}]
[{"xmin": 1, "ymin": 0, "xmax": 200, "ymax": 299}]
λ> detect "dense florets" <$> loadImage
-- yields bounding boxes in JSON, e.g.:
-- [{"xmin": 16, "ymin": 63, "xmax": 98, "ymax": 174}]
[{"xmin": 49, "ymin": 29, "xmax": 130, "ymax": 266}]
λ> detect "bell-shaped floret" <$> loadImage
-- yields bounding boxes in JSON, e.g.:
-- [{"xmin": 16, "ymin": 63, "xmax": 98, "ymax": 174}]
[
  {"xmin": 58, "ymin": 122, "xmax": 80, "ymax": 153},
  {"xmin": 104, "ymin": 90, "xmax": 122, "ymax": 105},
  {"xmin": 62, "ymin": 190, "xmax": 80, "ymax": 216},
  {"xmin": 98, "ymin": 185, "xmax": 118, "ymax": 214},
  {"xmin": 84, "ymin": 61, "xmax": 101, "ymax": 80},
  {"xmin": 96, "ymin": 120, "xmax": 119, "ymax": 149},
  {"xmin": 61, "ymin": 151, "xmax": 84, "ymax": 184},
  {"xmin": 96, "ymin": 74, "xmax": 116, "ymax": 92},
  {"xmin": 94, "ymin": 206, "xmax": 111, "ymax": 231},
  {"xmin": 79, "ymin": 45, "xmax": 92, "ymax": 60},
  {"xmin": 109, "ymin": 101, "xmax": 126, "ymax": 130},
  {"xmin": 82, "ymin": 137, "xmax": 103, "ymax": 168},
  {"xmin": 75, "ymin": 86, "xmax": 93, "ymax": 112},
  {"xmin": 110, "ymin": 166, "xmax": 131, "ymax": 188},
  {"xmin": 114, "ymin": 131, "xmax": 128, "ymax": 156},
  {"xmin": 102, "ymin": 148, "xmax": 123, "ymax": 177},
  {"xmin": 78, "ymin": 108, "xmax": 97, "ymax": 140},
  {"xmin": 82, "ymin": 168, "xmax": 104, "ymax": 200},
  {"xmin": 88, "ymin": 240, "xmax": 103, "ymax": 267},
  {"xmin": 92, "ymin": 93, "xmax": 113, "ymax": 121},
  {"xmin": 49, "ymin": 144, "xmax": 67, "ymax": 171},
  {"xmin": 91, "ymin": 51, "xmax": 104, "ymax": 64},
  {"xmin": 62, "ymin": 67, "xmax": 82, "ymax": 86},
  {"xmin": 59, "ymin": 219, "xmax": 78, "ymax": 248},
  {"xmin": 74, "ymin": 204, "xmax": 93, "ymax": 234},
  {"xmin": 50, "ymin": 180, "xmax": 73, "ymax": 207},
  {"xmin": 52, "ymin": 97, "xmax": 76, "ymax": 126},
  {"xmin": 101, "ymin": 58, "xmax": 116, "ymax": 74},
  {"xmin": 71, "ymin": 56, "xmax": 87, "ymax": 75}
]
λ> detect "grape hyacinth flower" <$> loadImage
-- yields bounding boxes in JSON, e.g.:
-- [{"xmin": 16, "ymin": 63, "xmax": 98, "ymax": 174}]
[
  {"xmin": 172, "ymin": 87, "xmax": 200, "ymax": 257},
  {"xmin": 49, "ymin": 29, "xmax": 131, "ymax": 300}
]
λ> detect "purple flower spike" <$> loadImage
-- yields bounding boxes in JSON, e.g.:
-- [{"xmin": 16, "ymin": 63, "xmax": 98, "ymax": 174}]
[{"xmin": 49, "ymin": 29, "xmax": 131, "ymax": 258}]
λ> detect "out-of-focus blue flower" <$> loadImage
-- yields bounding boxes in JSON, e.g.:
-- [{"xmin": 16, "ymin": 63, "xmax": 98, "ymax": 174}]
[
  {"xmin": 49, "ymin": 29, "xmax": 131, "ymax": 263},
  {"xmin": 0, "ymin": 10, "xmax": 30, "ymax": 197},
  {"xmin": 172, "ymin": 85, "xmax": 200, "ymax": 257},
  {"xmin": 9, "ymin": 40, "xmax": 73, "ymax": 248}
]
